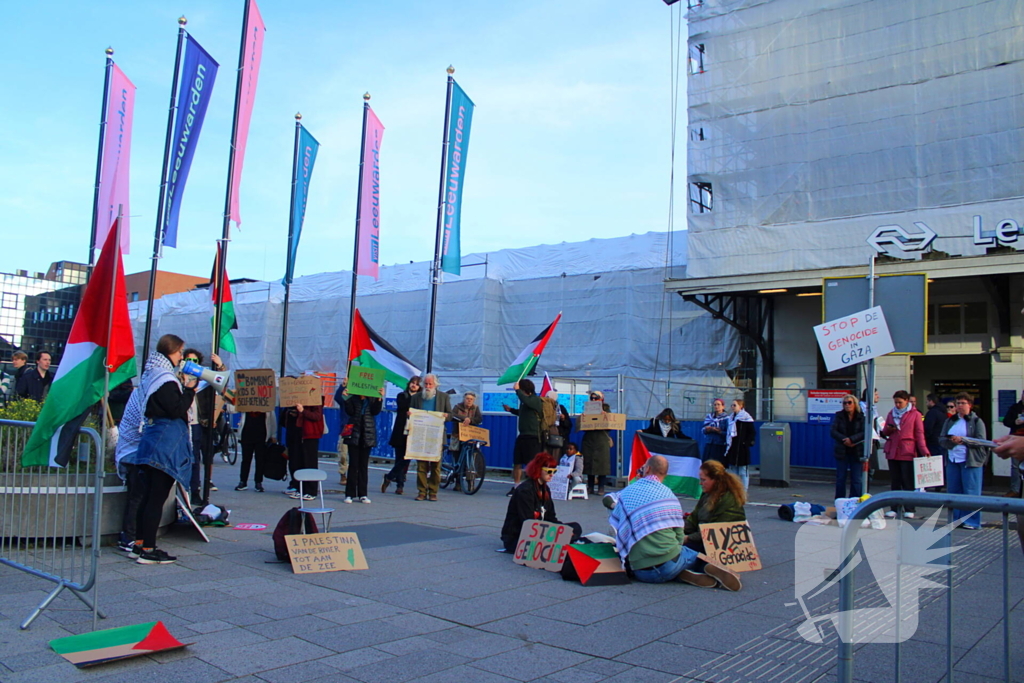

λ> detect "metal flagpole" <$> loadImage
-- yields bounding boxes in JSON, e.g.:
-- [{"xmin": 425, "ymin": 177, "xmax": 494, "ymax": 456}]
[
  {"xmin": 862, "ymin": 254, "xmax": 877, "ymax": 495},
  {"xmin": 426, "ymin": 66, "xmax": 455, "ymax": 373},
  {"xmin": 142, "ymin": 17, "xmax": 188, "ymax": 360},
  {"xmin": 281, "ymin": 113, "xmax": 302, "ymax": 377},
  {"xmin": 346, "ymin": 95, "xmax": 371, "ymax": 377},
  {"xmin": 87, "ymin": 48, "xmax": 115, "ymax": 274}
]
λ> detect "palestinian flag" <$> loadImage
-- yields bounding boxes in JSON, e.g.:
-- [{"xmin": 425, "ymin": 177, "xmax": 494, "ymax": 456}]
[
  {"xmin": 348, "ymin": 308, "xmax": 421, "ymax": 388},
  {"xmin": 50, "ymin": 621, "xmax": 189, "ymax": 667},
  {"xmin": 22, "ymin": 223, "xmax": 136, "ymax": 467},
  {"xmin": 540, "ymin": 372, "xmax": 553, "ymax": 397},
  {"xmin": 629, "ymin": 431, "xmax": 702, "ymax": 499},
  {"xmin": 211, "ymin": 242, "xmax": 237, "ymax": 353},
  {"xmin": 496, "ymin": 313, "xmax": 561, "ymax": 385}
]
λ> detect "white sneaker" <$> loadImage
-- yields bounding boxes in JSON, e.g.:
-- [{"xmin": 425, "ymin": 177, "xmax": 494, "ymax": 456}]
[
  {"xmin": 884, "ymin": 511, "xmax": 897, "ymax": 518},
  {"xmin": 359, "ymin": 496, "xmax": 371, "ymax": 504},
  {"xmin": 288, "ymin": 491, "xmax": 302, "ymax": 499},
  {"xmin": 344, "ymin": 497, "xmax": 353, "ymax": 504},
  {"xmin": 903, "ymin": 512, "xmax": 915, "ymax": 519}
]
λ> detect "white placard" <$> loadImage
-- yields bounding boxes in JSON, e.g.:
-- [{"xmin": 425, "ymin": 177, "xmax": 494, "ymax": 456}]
[
  {"xmin": 813, "ymin": 306, "xmax": 895, "ymax": 372},
  {"xmin": 914, "ymin": 456, "xmax": 945, "ymax": 489},
  {"xmin": 548, "ymin": 465, "xmax": 573, "ymax": 501},
  {"xmin": 406, "ymin": 409, "xmax": 446, "ymax": 462}
]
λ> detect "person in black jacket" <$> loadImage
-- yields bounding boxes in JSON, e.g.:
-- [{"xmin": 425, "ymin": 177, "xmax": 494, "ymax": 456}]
[
  {"xmin": 499, "ymin": 452, "xmax": 580, "ymax": 553},
  {"xmin": 343, "ymin": 387, "xmax": 384, "ymax": 503},
  {"xmin": 830, "ymin": 394, "xmax": 865, "ymax": 499},
  {"xmin": 644, "ymin": 408, "xmax": 688, "ymax": 439},
  {"xmin": 923, "ymin": 393, "xmax": 949, "ymax": 457},
  {"xmin": 16, "ymin": 351, "xmax": 53, "ymax": 402},
  {"xmin": 125, "ymin": 334, "xmax": 195, "ymax": 565},
  {"xmin": 382, "ymin": 375, "xmax": 421, "ymax": 495}
]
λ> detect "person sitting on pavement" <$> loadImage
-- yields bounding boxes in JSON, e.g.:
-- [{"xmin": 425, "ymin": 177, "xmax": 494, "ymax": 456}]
[
  {"xmin": 604, "ymin": 455, "xmax": 741, "ymax": 590},
  {"xmin": 682, "ymin": 460, "xmax": 748, "ymax": 561},
  {"xmin": 499, "ymin": 452, "xmax": 581, "ymax": 554}
]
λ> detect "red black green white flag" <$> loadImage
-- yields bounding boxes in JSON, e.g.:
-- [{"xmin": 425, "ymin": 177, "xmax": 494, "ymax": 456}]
[
  {"xmin": 629, "ymin": 431, "xmax": 702, "ymax": 499},
  {"xmin": 348, "ymin": 308, "xmax": 421, "ymax": 388},
  {"xmin": 50, "ymin": 621, "xmax": 188, "ymax": 667},
  {"xmin": 211, "ymin": 242, "xmax": 237, "ymax": 354},
  {"xmin": 497, "ymin": 313, "xmax": 561, "ymax": 385}
]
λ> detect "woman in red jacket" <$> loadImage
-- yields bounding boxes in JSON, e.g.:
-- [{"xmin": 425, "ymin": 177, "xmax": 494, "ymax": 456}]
[
  {"xmin": 881, "ymin": 390, "xmax": 929, "ymax": 518},
  {"xmin": 292, "ymin": 398, "xmax": 325, "ymax": 501}
]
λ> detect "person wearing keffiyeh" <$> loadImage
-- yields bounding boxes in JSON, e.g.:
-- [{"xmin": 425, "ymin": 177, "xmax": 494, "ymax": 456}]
[{"xmin": 604, "ymin": 456, "xmax": 741, "ymax": 590}]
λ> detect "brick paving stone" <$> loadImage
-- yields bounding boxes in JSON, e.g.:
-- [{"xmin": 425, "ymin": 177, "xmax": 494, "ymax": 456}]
[
  {"xmin": 469, "ymin": 642, "xmax": 591, "ymax": 680},
  {"xmin": 198, "ymin": 635, "xmax": 334, "ymax": 676}
]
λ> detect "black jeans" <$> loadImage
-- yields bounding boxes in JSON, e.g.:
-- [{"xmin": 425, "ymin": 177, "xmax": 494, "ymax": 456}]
[
  {"xmin": 120, "ymin": 463, "xmax": 144, "ymax": 541},
  {"xmin": 135, "ymin": 465, "xmax": 176, "ymax": 548},
  {"xmin": 889, "ymin": 459, "xmax": 916, "ymax": 512},
  {"xmin": 385, "ymin": 441, "xmax": 410, "ymax": 485},
  {"xmin": 299, "ymin": 439, "xmax": 320, "ymax": 495},
  {"xmin": 346, "ymin": 445, "xmax": 371, "ymax": 499},
  {"xmin": 286, "ymin": 429, "xmax": 303, "ymax": 489},
  {"xmin": 240, "ymin": 440, "xmax": 266, "ymax": 485}
]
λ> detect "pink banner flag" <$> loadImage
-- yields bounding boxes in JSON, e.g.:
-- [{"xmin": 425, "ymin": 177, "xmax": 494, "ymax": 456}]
[
  {"xmin": 356, "ymin": 106, "xmax": 385, "ymax": 279},
  {"xmin": 228, "ymin": 0, "xmax": 265, "ymax": 228},
  {"xmin": 95, "ymin": 63, "xmax": 135, "ymax": 254}
]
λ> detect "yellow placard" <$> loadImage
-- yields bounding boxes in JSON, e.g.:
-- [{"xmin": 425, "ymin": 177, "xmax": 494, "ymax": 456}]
[
  {"xmin": 285, "ymin": 532, "xmax": 368, "ymax": 574},
  {"xmin": 458, "ymin": 423, "xmax": 490, "ymax": 445},
  {"xmin": 578, "ymin": 413, "xmax": 626, "ymax": 431},
  {"xmin": 278, "ymin": 375, "xmax": 322, "ymax": 407},
  {"xmin": 699, "ymin": 520, "xmax": 761, "ymax": 572}
]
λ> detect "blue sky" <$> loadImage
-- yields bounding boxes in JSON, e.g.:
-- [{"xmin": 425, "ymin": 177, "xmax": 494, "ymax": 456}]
[{"xmin": 3, "ymin": 1, "xmax": 684, "ymax": 282}]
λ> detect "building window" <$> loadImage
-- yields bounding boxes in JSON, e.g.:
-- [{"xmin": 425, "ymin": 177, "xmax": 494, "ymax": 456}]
[
  {"xmin": 1, "ymin": 292, "xmax": 16, "ymax": 309},
  {"xmin": 130, "ymin": 292, "xmax": 139, "ymax": 302},
  {"xmin": 688, "ymin": 44, "xmax": 706, "ymax": 75},
  {"xmin": 930, "ymin": 301, "xmax": 988, "ymax": 336},
  {"xmin": 689, "ymin": 182, "xmax": 713, "ymax": 213},
  {"xmin": 690, "ymin": 127, "xmax": 706, "ymax": 142}
]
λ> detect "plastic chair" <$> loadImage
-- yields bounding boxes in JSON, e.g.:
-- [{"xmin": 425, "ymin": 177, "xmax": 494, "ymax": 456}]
[
  {"xmin": 294, "ymin": 469, "xmax": 333, "ymax": 532},
  {"xmin": 568, "ymin": 483, "xmax": 589, "ymax": 500}
]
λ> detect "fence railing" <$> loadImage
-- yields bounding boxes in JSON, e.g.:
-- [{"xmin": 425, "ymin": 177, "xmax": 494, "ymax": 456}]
[
  {"xmin": 0, "ymin": 419, "xmax": 107, "ymax": 629},
  {"xmin": 837, "ymin": 490, "xmax": 1024, "ymax": 682}
]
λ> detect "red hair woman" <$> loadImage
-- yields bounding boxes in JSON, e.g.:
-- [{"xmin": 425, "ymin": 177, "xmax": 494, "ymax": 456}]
[{"xmin": 498, "ymin": 453, "xmax": 580, "ymax": 553}]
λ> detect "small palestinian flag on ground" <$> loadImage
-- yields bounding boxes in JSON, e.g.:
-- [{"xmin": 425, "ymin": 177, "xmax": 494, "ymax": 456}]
[
  {"xmin": 562, "ymin": 543, "xmax": 628, "ymax": 586},
  {"xmin": 50, "ymin": 621, "xmax": 189, "ymax": 667},
  {"xmin": 630, "ymin": 431, "xmax": 702, "ymax": 499},
  {"xmin": 348, "ymin": 308, "xmax": 421, "ymax": 388},
  {"xmin": 497, "ymin": 313, "xmax": 561, "ymax": 385}
]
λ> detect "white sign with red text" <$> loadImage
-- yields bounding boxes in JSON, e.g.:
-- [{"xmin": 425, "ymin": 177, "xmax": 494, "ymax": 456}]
[{"xmin": 814, "ymin": 306, "xmax": 894, "ymax": 372}]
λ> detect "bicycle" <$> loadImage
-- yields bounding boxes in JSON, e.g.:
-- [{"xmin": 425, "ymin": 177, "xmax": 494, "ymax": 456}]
[
  {"xmin": 440, "ymin": 438, "xmax": 487, "ymax": 495},
  {"xmin": 213, "ymin": 417, "xmax": 238, "ymax": 465}
]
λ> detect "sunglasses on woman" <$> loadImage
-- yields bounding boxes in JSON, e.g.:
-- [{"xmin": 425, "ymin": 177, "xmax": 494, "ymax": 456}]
[
  {"xmin": 842, "ymin": 400, "xmax": 854, "ymax": 404},
  {"xmin": 542, "ymin": 467, "xmax": 558, "ymax": 475}
]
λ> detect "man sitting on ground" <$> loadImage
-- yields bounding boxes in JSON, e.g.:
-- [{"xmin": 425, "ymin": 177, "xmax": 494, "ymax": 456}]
[{"xmin": 605, "ymin": 455, "xmax": 741, "ymax": 590}]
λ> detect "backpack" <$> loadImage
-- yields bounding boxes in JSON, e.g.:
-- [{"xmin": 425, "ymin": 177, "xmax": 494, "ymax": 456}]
[
  {"xmin": 272, "ymin": 507, "xmax": 319, "ymax": 561},
  {"xmin": 263, "ymin": 441, "xmax": 288, "ymax": 481},
  {"xmin": 540, "ymin": 397, "xmax": 557, "ymax": 436}
]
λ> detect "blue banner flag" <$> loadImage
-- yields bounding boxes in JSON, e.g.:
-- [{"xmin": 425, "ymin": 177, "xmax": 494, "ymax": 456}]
[
  {"xmin": 164, "ymin": 35, "xmax": 219, "ymax": 248},
  {"xmin": 441, "ymin": 80, "xmax": 474, "ymax": 275},
  {"xmin": 285, "ymin": 125, "xmax": 320, "ymax": 285}
]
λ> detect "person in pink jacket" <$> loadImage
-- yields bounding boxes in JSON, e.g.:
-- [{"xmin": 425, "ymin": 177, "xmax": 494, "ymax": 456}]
[{"xmin": 881, "ymin": 390, "xmax": 930, "ymax": 518}]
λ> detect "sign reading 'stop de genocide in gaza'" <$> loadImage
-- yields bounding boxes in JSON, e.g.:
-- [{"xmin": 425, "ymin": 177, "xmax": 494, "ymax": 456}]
[{"xmin": 813, "ymin": 306, "xmax": 895, "ymax": 372}]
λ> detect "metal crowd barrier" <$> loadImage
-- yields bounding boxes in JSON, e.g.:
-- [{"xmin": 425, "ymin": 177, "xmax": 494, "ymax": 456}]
[
  {"xmin": 0, "ymin": 419, "xmax": 107, "ymax": 629},
  {"xmin": 837, "ymin": 490, "xmax": 1024, "ymax": 683}
]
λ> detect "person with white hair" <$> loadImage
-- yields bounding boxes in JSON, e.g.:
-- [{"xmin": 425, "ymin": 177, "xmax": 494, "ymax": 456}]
[{"xmin": 409, "ymin": 374, "xmax": 452, "ymax": 501}]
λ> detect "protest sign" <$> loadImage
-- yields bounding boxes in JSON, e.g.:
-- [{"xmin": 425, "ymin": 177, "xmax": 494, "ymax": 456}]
[
  {"xmin": 808, "ymin": 390, "xmax": 847, "ymax": 424},
  {"xmin": 579, "ymin": 412, "xmax": 626, "ymax": 431},
  {"xmin": 406, "ymin": 409, "xmax": 446, "ymax": 462},
  {"xmin": 548, "ymin": 464, "xmax": 572, "ymax": 501},
  {"xmin": 914, "ymin": 455, "xmax": 945, "ymax": 489},
  {"xmin": 346, "ymin": 366, "xmax": 385, "ymax": 398},
  {"xmin": 458, "ymin": 423, "xmax": 490, "ymax": 445},
  {"xmin": 813, "ymin": 305, "xmax": 895, "ymax": 372},
  {"xmin": 513, "ymin": 520, "xmax": 573, "ymax": 572},
  {"xmin": 279, "ymin": 375, "xmax": 322, "ymax": 407},
  {"xmin": 285, "ymin": 532, "xmax": 368, "ymax": 574},
  {"xmin": 700, "ymin": 520, "xmax": 761, "ymax": 572},
  {"xmin": 583, "ymin": 400, "xmax": 603, "ymax": 415},
  {"xmin": 234, "ymin": 369, "xmax": 276, "ymax": 412}
]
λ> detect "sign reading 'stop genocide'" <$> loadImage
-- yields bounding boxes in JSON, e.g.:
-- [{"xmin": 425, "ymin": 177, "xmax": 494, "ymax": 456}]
[{"xmin": 813, "ymin": 306, "xmax": 895, "ymax": 372}]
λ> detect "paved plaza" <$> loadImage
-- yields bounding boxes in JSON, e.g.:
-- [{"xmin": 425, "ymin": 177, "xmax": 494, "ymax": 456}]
[{"xmin": 1, "ymin": 460, "xmax": 1021, "ymax": 683}]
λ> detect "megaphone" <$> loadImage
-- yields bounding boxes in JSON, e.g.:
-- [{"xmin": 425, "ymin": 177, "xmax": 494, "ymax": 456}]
[{"xmin": 179, "ymin": 360, "xmax": 230, "ymax": 394}]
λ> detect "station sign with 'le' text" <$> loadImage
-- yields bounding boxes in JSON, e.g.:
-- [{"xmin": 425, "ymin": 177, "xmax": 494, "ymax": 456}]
[{"xmin": 813, "ymin": 306, "xmax": 895, "ymax": 372}]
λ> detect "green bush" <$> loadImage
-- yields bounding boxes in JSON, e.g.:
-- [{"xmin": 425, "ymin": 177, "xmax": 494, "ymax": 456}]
[
  {"xmin": 0, "ymin": 398, "xmax": 43, "ymax": 422},
  {"xmin": 0, "ymin": 399, "xmax": 111, "ymax": 474}
]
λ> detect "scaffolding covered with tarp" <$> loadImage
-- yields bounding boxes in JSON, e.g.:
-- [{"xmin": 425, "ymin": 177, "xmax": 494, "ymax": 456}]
[
  {"xmin": 685, "ymin": 0, "xmax": 1024, "ymax": 278},
  {"xmin": 128, "ymin": 231, "xmax": 742, "ymax": 417}
]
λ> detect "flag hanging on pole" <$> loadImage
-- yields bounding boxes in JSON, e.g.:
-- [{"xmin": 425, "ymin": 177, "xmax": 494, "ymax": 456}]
[
  {"xmin": 95, "ymin": 64, "xmax": 136, "ymax": 255},
  {"xmin": 211, "ymin": 243, "xmax": 237, "ymax": 353},
  {"xmin": 540, "ymin": 372, "xmax": 553, "ymax": 397},
  {"xmin": 629, "ymin": 432, "xmax": 703, "ymax": 499},
  {"xmin": 348, "ymin": 309, "xmax": 421, "ymax": 388},
  {"xmin": 355, "ymin": 106, "xmax": 385, "ymax": 279},
  {"xmin": 496, "ymin": 313, "xmax": 561, "ymax": 386},
  {"xmin": 440, "ymin": 81, "xmax": 474, "ymax": 276},
  {"xmin": 228, "ymin": 0, "xmax": 266, "ymax": 228},
  {"xmin": 164, "ymin": 35, "xmax": 219, "ymax": 248},
  {"xmin": 285, "ymin": 124, "xmax": 320, "ymax": 285},
  {"xmin": 22, "ymin": 222, "xmax": 136, "ymax": 467}
]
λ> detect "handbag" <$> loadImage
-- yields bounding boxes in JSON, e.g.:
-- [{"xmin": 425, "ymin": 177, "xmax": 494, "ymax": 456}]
[
  {"xmin": 546, "ymin": 434, "xmax": 565, "ymax": 448},
  {"xmin": 341, "ymin": 423, "xmax": 354, "ymax": 438}
]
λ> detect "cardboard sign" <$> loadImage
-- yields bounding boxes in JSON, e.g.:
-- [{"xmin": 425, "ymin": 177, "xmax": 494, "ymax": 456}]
[
  {"xmin": 279, "ymin": 375, "xmax": 322, "ymax": 407},
  {"xmin": 346, "ymin": 366, "xmax": 385, "ymax": 398},
  {"xmin": 813, "ymin": 305, "xmax": 895, "ymax": 372},
  {"xmin": 316, "ymin": 372, "xmax": 339, "ymax": 406},
  {"xmin": 458, "ymin": 422, "xmax": 490, "ymax": 445},
  {"xmin": 285, "ymin": 532, "xmax": 368, "ymax": 574},
  {"xmin": 700, "ymin": 520, "xmax": 761, "ymax": 572},
  {"xmin": 562, "ymin": 543, "xmax": 628, "ymax": 586},
  {"xmin": 548, "ymin": 464, "xmax": 572, "ymax": 501},
  {"xmin": 234, "ymin": 369, "xmax": 276, "ymax": 412},
  {"xmin": 914, "ymin": 455, "xmax": 945, "ymax": 489},
  {"xmin": 513, "ymin": 520, "xmax": 573, "ymax": 572},
  {"xmin": 406, "ymin": 409, "xmax": 446, "ymax": 462},
  {"xmin": 583, "ymin": 400, "xmax": 604, "ymax": 415},
  {"xmin": 579, "ymin": 412, "xmax": 626, "ymax": 431}
]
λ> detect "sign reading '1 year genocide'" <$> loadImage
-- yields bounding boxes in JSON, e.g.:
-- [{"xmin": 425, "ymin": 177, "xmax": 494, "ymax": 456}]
[{"xmin": 699, "ymin": 520, "xmax": 762, "ymax": 572}]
